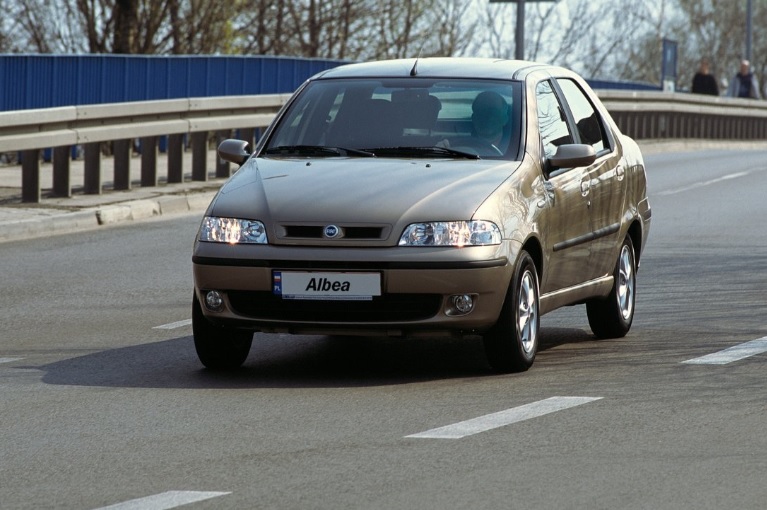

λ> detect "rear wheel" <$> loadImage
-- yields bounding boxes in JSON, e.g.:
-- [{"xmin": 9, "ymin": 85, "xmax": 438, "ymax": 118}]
[
  {"xmin": 483, "ymin": 251, "xmax": 540, "ymax": 373},
  {"xmin": 587, "ymin": 235, "xmax": 636, "ymax": 339},
  {"xmin": 192, "ymin": 294, "xmax": 253, "ymax": 369}
]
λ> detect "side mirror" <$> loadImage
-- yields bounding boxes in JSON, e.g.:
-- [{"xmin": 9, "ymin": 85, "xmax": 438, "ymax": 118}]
[
  {"xmin": 548, "ymin": 144, "xmax": 596, "ymax": 169},
  {"xmin": 217, "ymin": 139, "xmax": 252, "ymax": 165}
]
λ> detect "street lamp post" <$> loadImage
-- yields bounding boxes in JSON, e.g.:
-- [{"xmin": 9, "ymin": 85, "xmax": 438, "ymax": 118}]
[
  {"xmin": 515, "ymin": 0, "xmax": 525, "ymax": 61},
  {"xmin": 490, "ymin": 0, "xmax": 556, "ymax": 60},
  {"xmin": 746, "ymin": 0, "xmax": 753, "ymax": 62}
]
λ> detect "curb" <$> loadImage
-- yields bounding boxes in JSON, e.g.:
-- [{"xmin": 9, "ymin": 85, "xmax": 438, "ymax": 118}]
[
  {"xmin": 0, "ymin": 210, "xmax": 100, "ymax": 243},
  {"xmin": 1, "ymin": 191, "xmax": 216, "ymax": 244}
]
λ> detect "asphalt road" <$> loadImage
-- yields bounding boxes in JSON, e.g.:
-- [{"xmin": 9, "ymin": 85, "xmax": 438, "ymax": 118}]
[{"xmin": 1, "ymin": 149, "xmax": 766, "ymax": 509}]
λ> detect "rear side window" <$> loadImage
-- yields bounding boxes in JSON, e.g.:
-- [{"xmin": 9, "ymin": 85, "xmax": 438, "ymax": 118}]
[{"xmin": 556, "ymin": 78, "xmax": 609, "ymax": 154}]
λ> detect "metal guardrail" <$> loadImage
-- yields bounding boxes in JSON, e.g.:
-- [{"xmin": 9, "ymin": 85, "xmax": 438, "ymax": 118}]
[
  {"xmin": 2, "ymin": 90, "xmax": 767, "ymax": 203},
  {"xmin": 0, "ymin": 94, "xmax": 291, "ymax": 202},
  {"xmin": 597, "ymin": 90, "xmax": 767, "ymax": 140}
]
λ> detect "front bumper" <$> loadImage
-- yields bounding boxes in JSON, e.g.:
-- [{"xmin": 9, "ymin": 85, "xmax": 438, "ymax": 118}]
[{"xmin": 192, "ymin": 243, "xmax": 514, "ymax": 336}]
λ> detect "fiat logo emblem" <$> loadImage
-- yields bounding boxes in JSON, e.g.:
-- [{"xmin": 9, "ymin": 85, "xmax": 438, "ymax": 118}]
[{"xmin": 324, "ymin": 225, "xmax": 341, "ymax": 238}]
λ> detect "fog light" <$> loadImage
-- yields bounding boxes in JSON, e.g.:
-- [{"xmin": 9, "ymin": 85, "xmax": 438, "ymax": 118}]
[
  {"xmin": 446, "ymin": 294, "xmax": 476, "ymax": 316},
  {"xmin": 205, "ymin": 290, "xmax": 224, "ymax": 312}
]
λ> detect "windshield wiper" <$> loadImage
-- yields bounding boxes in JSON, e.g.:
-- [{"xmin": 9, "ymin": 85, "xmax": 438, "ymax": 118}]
[
  {"xmin": 367, "ymin": 146, "xmax": 480, "ymax": 160},
  {"xmin": 264, "ymin": 145, "xmax": 376, "ymax": 157}
]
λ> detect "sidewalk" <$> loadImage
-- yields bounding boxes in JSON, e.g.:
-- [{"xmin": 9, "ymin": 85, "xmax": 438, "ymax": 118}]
[
  {"xmin": 0, "ymin": 149, "xmax": 226, "ymax": 243},
  {"xmin": 2, "ymin": 139, "xmax": 767, "ymax": 244}
]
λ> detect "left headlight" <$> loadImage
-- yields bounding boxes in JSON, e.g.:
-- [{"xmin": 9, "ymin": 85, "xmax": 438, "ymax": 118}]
[
  {"xmin": 399, "ymin": 220, "xmax": 501, "ymax": 247},
  {"xmin": 198, "ymin": 216, "xmax": 268, "ymax": 244}
]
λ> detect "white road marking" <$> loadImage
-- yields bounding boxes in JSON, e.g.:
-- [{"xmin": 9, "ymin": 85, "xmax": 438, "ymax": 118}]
[
  {"xmin": 682, "ymin": 337, "xmax": 767, "ymax": 365},
  {"xmin": 0, "ymin": 358, "xmax": 21, "ymax": 364},
  {"xmin": 655, "ymin": 171, "xmax": 749, "ymax": 196},
  {"xmin": 406, "ymin": 396, "xmax": 603, "ymax": 439},
  {"xmin": 153, "ymin": 319, "xmax": 192, "ymax": 330},
  {"xmin": 93, "ymin": 491, "xmax": 230, "ymax": 510}
]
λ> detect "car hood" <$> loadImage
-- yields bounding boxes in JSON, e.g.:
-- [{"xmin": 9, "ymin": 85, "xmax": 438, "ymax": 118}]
[{"xmin": 209, "ymin": 156, "xmax": 522, "ymax": 241}]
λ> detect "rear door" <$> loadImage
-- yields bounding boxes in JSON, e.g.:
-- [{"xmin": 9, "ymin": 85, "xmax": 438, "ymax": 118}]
[{"xmin": 555, "ymin": 78, "xmax": 625, "ymax": 280}]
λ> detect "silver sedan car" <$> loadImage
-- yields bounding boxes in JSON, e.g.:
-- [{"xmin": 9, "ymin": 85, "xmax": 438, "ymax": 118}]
[{"xmin": 192, "ymin": 57, "xmax": 651, "ymax": 373}]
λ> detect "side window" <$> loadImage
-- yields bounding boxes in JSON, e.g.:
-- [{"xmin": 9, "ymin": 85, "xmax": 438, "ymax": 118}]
[
  {"xmin": 556, "ymin": 78, "xmax": 609, "ymax": 153},
  {"xmin": 536, "ymin": 80, "xmax": 572, "ymax": 159}
]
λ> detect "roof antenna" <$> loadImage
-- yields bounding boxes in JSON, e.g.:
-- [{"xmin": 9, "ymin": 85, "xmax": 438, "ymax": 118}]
[{"xmin": 409, "ymin": 47, "xmax": 424, "ymax": 76}]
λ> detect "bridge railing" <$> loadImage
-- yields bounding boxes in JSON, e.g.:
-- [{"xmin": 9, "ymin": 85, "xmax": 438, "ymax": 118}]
[
  {"xmin": 597, "ymin": 90, "xmax": 767, "ymax": 140},
  {"xmin": 0, "ymin": 94, "xmax": 291, "ymax": 202},
  {"xmin": 2, "ymin": 90, "xmax": 767, "ymax": 203}
]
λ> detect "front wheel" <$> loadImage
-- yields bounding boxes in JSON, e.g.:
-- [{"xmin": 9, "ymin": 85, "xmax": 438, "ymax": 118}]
[
  {"xmin": 192, "ymin": 294, "xmax": 253, "ymax": 370},
  {"xmin": 483, "ymin": 251, "xmax": 540, "ymax": 373},
  {"xmin": 587, "ymin": 235, "xmax": 636, "ymax": 339}
]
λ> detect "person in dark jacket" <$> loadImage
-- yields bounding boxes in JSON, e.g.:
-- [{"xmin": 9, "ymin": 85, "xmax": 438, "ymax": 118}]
[{"xmin": 691, "ymin": 58, "xmax": 719, "ymax": 95}]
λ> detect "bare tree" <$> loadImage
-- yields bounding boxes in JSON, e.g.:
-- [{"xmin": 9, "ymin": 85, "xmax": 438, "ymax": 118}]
[
  {"xmin": 166, "ymin": 0, "xmax": 240, "ymax": 54},
  {"xmin": 8, "ymin": 0, "xmax": 766, "ymax": 94},
  {"xmin": 234, "ymin": 1, "xmax": 291, "ymax": 55},
  {"xmin": 5, "ymin": 0, "xmax": 242, "ymax": 54},
  {"xmin": 428, "ymin": 0, "xmax": 478, "ymax": 57},
  {"xmin": 9, "ymin": 0, "xmax": 86, "ymax": 52},
  {"xmin": 474, "ymin": 2, "xmax": 515, "ymax": 59}
]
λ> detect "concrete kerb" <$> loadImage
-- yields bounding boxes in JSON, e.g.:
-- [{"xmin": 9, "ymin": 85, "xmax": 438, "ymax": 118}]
[
  {"xmin": 93, "ymin": 192, "xmax": 217, "ymax": 225},
  {"xmin": 0, "ymin": 209, "xmax": 99, "ymax": 243},
  {"xmin": 0, "ymin": 189, "xmax": 218, "ymax": 243}
]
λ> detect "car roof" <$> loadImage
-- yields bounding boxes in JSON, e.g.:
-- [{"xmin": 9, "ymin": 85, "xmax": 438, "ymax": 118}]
[{"xmin": 313, "ymin": 57, "xmax": 557, "ymax": 81}]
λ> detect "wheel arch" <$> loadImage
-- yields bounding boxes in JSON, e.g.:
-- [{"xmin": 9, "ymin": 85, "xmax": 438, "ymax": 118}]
[
  {"xmin": 520, "ymin": 235, "xmax": 544, "ymax": 281},
  {"xmin": 627, "ymin": 218, "xmax": 643, "ymax": 267}
]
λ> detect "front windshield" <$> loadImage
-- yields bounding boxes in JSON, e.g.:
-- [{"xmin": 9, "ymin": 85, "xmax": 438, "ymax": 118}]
[{"xmin": 264, "ymin": 78, "xmax": 522, "ymax": 159}]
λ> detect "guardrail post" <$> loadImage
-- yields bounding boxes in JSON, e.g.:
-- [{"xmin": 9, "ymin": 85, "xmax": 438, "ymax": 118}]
[
  {"xmin": 167, "ymin": 134, "xmax": 184, "ymax": 183},
  {"xmin": 140, "ymin": 136, "xmax": 158, "ymax": 187},
  {"xmin": 216, "ymin": 130, "xmax": 231, "ymax": 178},
  {"xmin": 239, "ymin": 128, "xmax": 255, "ymax": 148},
  {"xmin": 113, "ymin": 139, "xmax": 131, "ymax": 190},
  {"xmin": 83, "ymin": 143, "xmax": 101, "ymax": 194},
  {"xmin": 21, "ymin": 149, "xmax": 41, "ymax": 203},
  {"xmin": 192, "ymin": 132, "xmax": 207, "ymax": 181},
  {"xmin": 52, "ymin": 146, "xmax": 71, "ymax": 197}
]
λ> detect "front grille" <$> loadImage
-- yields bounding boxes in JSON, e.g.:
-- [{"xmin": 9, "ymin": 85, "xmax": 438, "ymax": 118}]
[
  {"xmin": 227, "ymin": 291, "xmax": 441, "ymax": 322},
  {"xmin": 282, "ymin": 225, "xmax": 385, "ymax": 240}
]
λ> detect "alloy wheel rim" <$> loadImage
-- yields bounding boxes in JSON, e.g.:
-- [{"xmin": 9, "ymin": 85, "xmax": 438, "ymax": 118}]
[
  {"xmin": 517, "ymin": 269, "xmax": 538, "ymax": 354},
  {"xmin": 617, "ymin": 245, "xmax": 635, "ymax": 320}
]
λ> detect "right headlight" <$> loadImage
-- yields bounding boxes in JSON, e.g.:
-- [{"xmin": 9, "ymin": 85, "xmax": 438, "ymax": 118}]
[
  {"xmin": 198, "ymin": 216, "xmax": 268, "ymax": 244},
  {"xmin": 399, "ymin": 220, "xmax": 501, "ymax": 247}
]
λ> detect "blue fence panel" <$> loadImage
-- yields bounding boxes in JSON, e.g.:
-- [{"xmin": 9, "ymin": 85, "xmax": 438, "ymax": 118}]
[
  {"xmin": 166, "ymin": 58, "xmax": 191, "ymax": 98},
  {"xmin": 78, "ymin": 55, "xmax": 104, "ymax": 106},
  {"xmin": 2, "ymin": 56, "xmax": 27, "ymax": 109},
  {"xmin": 55, "ymin": 55, "xmax": 82, "ymax": 107},
  {"xmin": 206, "ymin": 58, "xmax": 230, "ymax": 97},
  {"xmin": 0, "ymin": 54, "xmax": 349, "ymax": 111},
  {"xmin": 0, "ymin": 54, "xmax": 663, "ymax": 112}
]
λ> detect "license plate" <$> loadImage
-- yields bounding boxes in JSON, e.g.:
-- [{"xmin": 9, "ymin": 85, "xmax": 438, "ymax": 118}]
[{"xmin": 273, "ymin": 271, "xmax": 381, "ymax": 301}]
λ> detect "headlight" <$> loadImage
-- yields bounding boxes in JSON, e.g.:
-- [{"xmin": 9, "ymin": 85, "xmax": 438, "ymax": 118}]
[
  {"xmin": 198, "ymin": 216, "xmax": 268, "ymax": 244},
  {"xmin": 399, "ymin": 221, "xmax": 501, "ymax": 247}
]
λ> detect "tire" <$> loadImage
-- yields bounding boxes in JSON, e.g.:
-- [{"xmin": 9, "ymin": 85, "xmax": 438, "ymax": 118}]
[
  {"xmin": 587, "ymin": 235, "xmax": 636, "ymax": 339},
  {"xmin": 483, "ymin": 250, "xmax": 540, "ymax": 373},
  {"xmin": 192, "ymin": 294, "xmax": 253, "ymax": 370}
]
